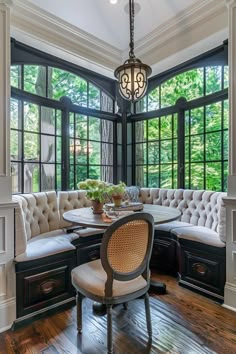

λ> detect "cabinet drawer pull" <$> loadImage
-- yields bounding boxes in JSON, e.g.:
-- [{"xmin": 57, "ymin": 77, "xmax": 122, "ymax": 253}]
[
  {"xmin": 89, "ymin": 250, "xmax": 100, "ymax": 261},
  {"xmin": 192, "ymin": 263, "xmax": 208, "ymax": 276},
  {"xmin": 40, "ymin": 279, "xmax": 57, "ymax": 294}
]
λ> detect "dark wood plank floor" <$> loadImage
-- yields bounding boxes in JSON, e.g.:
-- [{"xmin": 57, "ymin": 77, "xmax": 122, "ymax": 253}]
[{"xmin": 1, "ymin": 272, "xmax": 236, "ymax": 354}]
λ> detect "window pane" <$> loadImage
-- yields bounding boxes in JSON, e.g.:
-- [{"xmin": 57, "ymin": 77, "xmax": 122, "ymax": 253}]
[
  {"xmin": 11, "ymin": 65, "xmax": 21, "ymax": 89},
  {"xmin": 135, "ymin": 97, "xmax": 147, "ymax": 113},
  {"xmin": 148, "ymin": 165, "xmax": 159, "ymax": 187},
  {"xmin": 41, "ymin": 164, "xmax": 55, "ymax": 191},
  {"xmin": 41, "ymin": 135, "xmax": 55, "ymax": 163},
  {"xmin": 148, "ymin": 87, "xmax": 159, "ymax": 111},
  {"xmin": 148, "ymin": 142, "xmax": 159, "ymax": 164},
  {"xmin": 41, "ymin": 107, "xmax": 55, "ymax": 135},
  {"xmin": 24, "ymin": 133, "xmax": 39, "ymax": 161},
  {"xmin": 89, "ymin": 141, "xmax": 101, "ymax": 164},
  {"xmin": 24, "ymin": 163, "xmax": 40, "ymax": 193},
  {"xmin": 135, "ymin": 143, "xmax": 146, "ymax": 164},
  {"xmin": 24, "ymin": 102, "xmax": 39, "ymax": 132},
  {"xmin": 173, "ymin": 164, "xmax": 178, "ymax": 188},
  {"xmin": 69, "ymin": 113, "xmax": 74, "ymax": 137},
  {"xmin": 101, "ymin": 120, "xmax": 113, "ymax": 143},
  {"xmin": 76, "ymin": 165, "xmax": 88, "ymax": 185},
  {"xmin": 49, "ymin": 67, "xmax": 87, "ymax": 106},
  {"xmin": 56, "ymin": 110, "xmax": 62, "ymax": 136},
  {"xmin": 11, "ymin": 162, "xmax": 22, "ymax": 193},
  {"xmin": 224, "ymin": 100, "xmax": 229, "ymax": 129},
  {"xmin": 160, "ymin": 140, "xmax": 172, "ymax": 163},
  {"xmin": 56, "ymin": 137, "xmax": 62, "ymax": 163},
  {"xmin": 224, "ymin": 131, "xmax": 229, "ymax": 160},
  {"xmin": 190, "ymin": 163, "xmax": 204, "ymax": 189},
  {"xmin": 206, "ymin": 102, "xmax": 221, "ymax": 132},
  {"xmin": 206, "ymin": 162, "xmax": 222, "ymax": 191},
  {"xmin": 224, "ymin": 66, "xmax": 229, "ymax": 89},
  {"xmin": 205, "ymin": 66, "xmax": 222, "ymax": 95},
  {"xmin": 148, "ymin": 118, "xmax": 159, "ymax": 141},
  {"xmin": 24, "ymin": 65, "xmax": 46, "ymax": 96},
  {"xmin": 11, "ymin": 130, "xmax": 22, "ymax": 160},
  {"xmin": 89, "ymin": 83, "xmax": 100, "ymax": 110},
  {"xmin": 69, "ymin": 165, "xmax": 75, "ymax": 189},
  {"xmin": 89, "ymin": 117, "xmax": 100, "ymax": 141},
  {"xmin": 190, "ymin": 135, "xmax": 204, "ymax": 161},
  {"xmin": 76, "ymin": 114, "xmax": 87, "ymax": 139},
  {"xmin": 190, "ymin": 107, "xmax": 204, "ymax": 135},
  {"xmin": 75, "ymin": 140, "xmax": 88, "ymax": 164},
  {"xmin": 89, "ymin": 165, "xmax": 101, "ymax": 179},
  {"xmin": 101, "ymin": 166, "xmax": 113, "ymax": 183},
  {"xmin": 161, "ymin": 68, "xmax": 203, "ymax": 108},
  {"xmin": 101, "ymin": 92, "xmax": 113, "ymax": 113},
  {"xmin": 56, "ymin": 164, "xmax": 62, "ymax": 190},
  {"xmin": 173, "ymin": 114, "xmax": 178, "ymax": 138},
  {"xmin": 206, "ymin": 132, "xmax": 221, "ymax": 161},
  {"xmin": 160, "ymin": 115, "xmax": 172, "ymax": 139},
  {"xmin": 185, "ymin": 111, "xmax": 190, "ymax": 136},
  {"xmin": 136, "ymin": 166, "xmax": 146, "ymax": 187},
  {"xmin": 136, "ymin": 120, "xmax": 146, "ymax": 142},
  {"xmin": 101, "ymin": 143, "xmax": 113, "ymax": 165},
  {"xmin": 160, "ymin": 165, "xmax": 172, "ymax": 188},
  {"xmin": 11, "ymin": 99, "xmax": 21, "ymax": 129}
]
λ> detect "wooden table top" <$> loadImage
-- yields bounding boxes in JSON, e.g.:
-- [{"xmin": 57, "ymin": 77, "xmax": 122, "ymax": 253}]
[{"xmin": 63, "ymin": 204, "xmax": 181, "ymax": 229}]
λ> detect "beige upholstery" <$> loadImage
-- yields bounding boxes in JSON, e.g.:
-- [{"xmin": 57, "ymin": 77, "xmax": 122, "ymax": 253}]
[
  {"xmin": 172, "ymin": 226, "xmax": 225, "ymax": 248},
  {"xmin": 71, "ymin": 259, "xmax": 147, "ymax": 297},
  {"xmin": 14, "ymin": 229, "xmax": 77, "ymax": 262},
  {"xmin": 14, "ymin": 191, "xmax": 103, "ymax": 261},
  {"xmin": 13, "ymin": 192, "xmax": 60, "ymax": 240},
  {"xmin": 155, "ymin": 221, "xmax": 193, "ymax": 232},
  {"xmin": 138, "ymin": 188, "xmax": 226, "ymax": 245},
  {"xmin": 58, "ymin": 191, "xmax": 92, "ymax": 228}
]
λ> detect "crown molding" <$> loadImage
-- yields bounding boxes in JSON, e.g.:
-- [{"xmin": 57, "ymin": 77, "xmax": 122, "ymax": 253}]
[
  {"xmin": 133, "ymin": 0, "xmax": 227, "ymax": 61},
  {"xmin": 11, "ymin": 0, "xmax": 122, "ymax": 71},
  {"xmin": 10, "ymin": 0, "xmax": 228, "ymax": 77}
]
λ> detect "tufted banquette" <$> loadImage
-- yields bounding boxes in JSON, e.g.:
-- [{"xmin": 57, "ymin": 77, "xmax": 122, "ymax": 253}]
[
  {"xmin": 139, "ymin": 188, "xmax": 226, "ymax": 301},
  {"xmin": 13, "ymin": 187, "xmax": 226, "ymax": 324}
]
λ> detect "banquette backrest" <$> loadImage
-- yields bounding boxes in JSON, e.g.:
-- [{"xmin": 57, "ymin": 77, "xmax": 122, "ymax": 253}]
[
  {"xmin": 138, "ymin": 188, "xmax": 226, "ymax": 242},
  {"xmin": 58, "ymin": 190, "xmax": 92, "ymax": 228}
]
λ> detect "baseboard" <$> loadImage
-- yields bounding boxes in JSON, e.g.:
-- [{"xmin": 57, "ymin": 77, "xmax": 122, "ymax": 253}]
[
  {"xmin": 12, "ymin": 297, "xmax": 75, "ymax": 330},
  {"xmin": 223, "ymin": 282, "xmax": 236, "ymax": 311},
  {"xmin": 178, "ymin": 279, "xmax": 224, "ymax": 302},
  {"xmin": 0, "ymin": 297, "xmax": 16, "ymax": 333}
]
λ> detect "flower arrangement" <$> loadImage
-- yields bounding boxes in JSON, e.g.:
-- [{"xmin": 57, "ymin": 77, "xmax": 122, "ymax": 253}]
[
  {"xmin": 78, "ymin": 179, "xmax": 110, "ymax": 203},
  {"xmin": 108, "ymin": 182, "xmax": 126, "ymax": 197}
]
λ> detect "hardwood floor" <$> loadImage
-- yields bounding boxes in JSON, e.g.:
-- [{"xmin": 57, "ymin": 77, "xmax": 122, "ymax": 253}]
[{"xmin": 1, "ymin": 272, "xmax": 236, "ymax": 354}]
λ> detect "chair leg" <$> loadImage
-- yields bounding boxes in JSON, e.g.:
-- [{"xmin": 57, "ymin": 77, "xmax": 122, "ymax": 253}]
[
  {"xmin": 107, "ymin": 304, "xmax": 113, "ymax": 354},
  {"xmin": 123, "ymin": 302, "xmax": 128, "ymax": 310},
  {"xmin": 144, "ymin": 292, "xmax": 152, "ymax": 338},
  {"xmin": 76, "ymin": 292, "xmax": 83, "ymax": 334}
]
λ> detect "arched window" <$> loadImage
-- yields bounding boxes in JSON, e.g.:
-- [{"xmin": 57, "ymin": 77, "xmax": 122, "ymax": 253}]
[
  {"xmin": 10, "ymin": 63, "xmax": 116, "ymax": 193},
  {"xmin": 133, "ymin": 64, "xmax": 228, "ymax": 191}
]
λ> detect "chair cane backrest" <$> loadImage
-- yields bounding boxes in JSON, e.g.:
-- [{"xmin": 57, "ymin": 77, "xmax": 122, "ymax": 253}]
[{"xmin": 100, "ymin": 213, "xmax": 154, "ymax": 293}]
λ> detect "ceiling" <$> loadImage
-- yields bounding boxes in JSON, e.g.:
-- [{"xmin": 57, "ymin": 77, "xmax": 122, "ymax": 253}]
[
  {"xmin": 11, "ymin": 0, "xmax": 228, "ymax": 78},
  {"xmin": 26, "ymin": 0, "xmax": 199, "ymax": 51}
]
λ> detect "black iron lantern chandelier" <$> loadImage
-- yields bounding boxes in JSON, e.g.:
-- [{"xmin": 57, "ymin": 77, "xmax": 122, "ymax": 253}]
[{"xmin": 114, "ymin": 0, "xmax": 152, "ymax": 102}]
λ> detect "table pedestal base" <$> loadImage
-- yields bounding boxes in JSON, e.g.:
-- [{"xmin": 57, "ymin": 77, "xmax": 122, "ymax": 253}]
[{"xmin": 149, "ymin": 280, "xmax": 166, "ymax": 294}]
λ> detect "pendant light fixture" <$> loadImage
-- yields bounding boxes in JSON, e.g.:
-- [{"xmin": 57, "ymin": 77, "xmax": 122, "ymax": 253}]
[{"xmin": 114, "ymin": 0, "xmax": 152, "ymax": 102}]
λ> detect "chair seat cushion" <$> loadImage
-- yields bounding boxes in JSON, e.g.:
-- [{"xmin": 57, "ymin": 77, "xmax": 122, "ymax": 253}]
[
  {"xmin": 71, "ymin": 259, "xmax": 147, "ymax": 297},
  {"xmin": 15, "ymin": 229, "xmax": 77, "ymax": 262},
  {"xmin": 172, "ymin": 226, "xmax": 225, "ymax": 248},
  {"xmin": 155, "ymin": 221, "xmax": 193, "ymax": 232}
]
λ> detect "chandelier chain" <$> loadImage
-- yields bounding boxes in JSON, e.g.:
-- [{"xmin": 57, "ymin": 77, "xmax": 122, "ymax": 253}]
[{"xmin": 129, "ymin": 0, "xmax": 135, "ymax": 59}]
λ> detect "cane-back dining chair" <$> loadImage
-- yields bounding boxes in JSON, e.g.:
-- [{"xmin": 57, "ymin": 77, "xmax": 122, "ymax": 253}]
[{"xmin": 71, "ymin": 212, "xmax": 154, "ymax": 354}]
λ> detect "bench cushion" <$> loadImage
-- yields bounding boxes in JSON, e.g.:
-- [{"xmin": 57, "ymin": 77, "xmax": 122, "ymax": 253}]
[
  {"xmin": 172, "ymin": 226, "xmax": 225, "ymax": 248},
  {"xmin": 155, "ymin": 221, "xmax": 193, "ymax": 232},
  {"xmin": 14, "ymin": 229, "xmax": 77, "ymax": 262}
]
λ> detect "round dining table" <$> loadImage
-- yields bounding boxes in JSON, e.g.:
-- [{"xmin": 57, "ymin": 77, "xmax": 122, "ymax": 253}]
[
  {"xmin": 64, "ymin": 204, "xmax": 181, "ymax": 300},
  {"xmin": 63, "ymin": 204, "xmax": 181, "ymax": 229}
]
